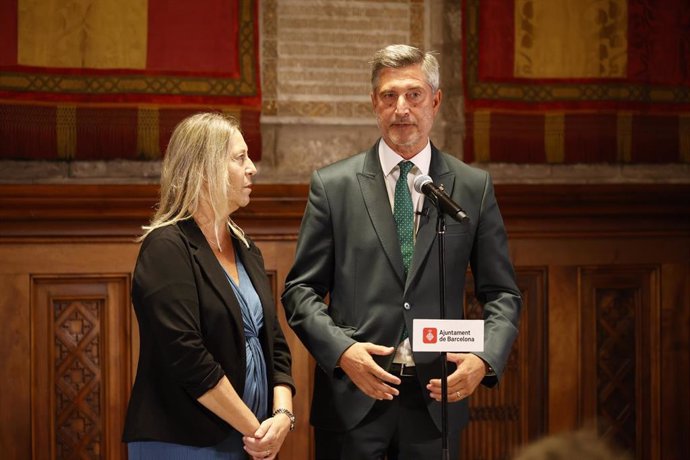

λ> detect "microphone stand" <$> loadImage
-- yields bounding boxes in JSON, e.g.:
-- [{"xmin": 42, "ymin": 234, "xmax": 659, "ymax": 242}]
[{"xmin": 435, "ymin": 204, "xmax": 450, "ymax": 460}]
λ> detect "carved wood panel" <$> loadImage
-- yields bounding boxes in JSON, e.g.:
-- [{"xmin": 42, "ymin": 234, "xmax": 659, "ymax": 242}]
[
  {"xmin": 461, "ymin": 268, "xmax": 548, "ymax": 459},
  {"xmin": 580, "ymin": 266, "xmax": 661, "ymax": 460},
  {"xmin": 31, "ymin": 275, "xmax": 131, "ymax": 460}
]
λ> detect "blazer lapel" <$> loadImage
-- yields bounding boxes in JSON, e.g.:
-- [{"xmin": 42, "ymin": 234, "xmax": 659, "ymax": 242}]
[
  {"xmin": 357, "ymin": 142, "xmax": 406, "ymax": 285},
  {"xmin": 178, "ymin": 219, "xmax": 244, "ymax": 331},
  {"xmin": 406, "ymin": 145, "xmax": 454, "ymax": 291}
]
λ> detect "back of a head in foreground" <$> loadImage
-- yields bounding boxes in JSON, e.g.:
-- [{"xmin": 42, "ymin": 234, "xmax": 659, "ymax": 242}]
[{"xmin": 513, "ymin": 430, "xmax": 631, "ymax": 460}]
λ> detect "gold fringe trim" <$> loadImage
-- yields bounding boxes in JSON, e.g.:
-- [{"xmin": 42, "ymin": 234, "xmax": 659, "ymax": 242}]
[
  {"xmin": 616, "ymin": 112, "xmax": 633, "ymax": 163},
  {"xmin": 137, "ymin": 107, "xmax": 160, "ymax": 159},
  {"xmin": 56, "ymin": 105, "xmax": 76, "ymax": 159},
  {"xmin": 544, "ymin": 113, "xmax": 565, "ymax": 163},
  {"xmin": 221, "ymin": 107, "xmax": 241, "ymax": 122},
  {"xmin": 473, "ymin": 111, "xmax": 491, "ymax": 162},
  {"xmin": 680, "ymin": 114, "xmax": 690, "ymax": 163}
]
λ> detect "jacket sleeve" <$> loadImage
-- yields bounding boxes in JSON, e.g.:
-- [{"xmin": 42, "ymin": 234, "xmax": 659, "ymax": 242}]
[
  {"xmin": 281, "ymin": 170, "xmax": 357, "ymax": 374},
  {"xmin": 133, "ymin": 231, "xmax": 225, "ymax": 399},
  {"xmin": 270, "ymin": 308, "xmax": 296, "ymax": 395},
  {"xmin": 469, "ymin": 173, "xmax": 522, "ymax": 387}
]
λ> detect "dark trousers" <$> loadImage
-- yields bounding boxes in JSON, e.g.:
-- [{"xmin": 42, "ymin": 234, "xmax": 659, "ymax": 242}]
[{"xmin": 315, "ymin": 376, "xmax": 461, "ymax": 460}]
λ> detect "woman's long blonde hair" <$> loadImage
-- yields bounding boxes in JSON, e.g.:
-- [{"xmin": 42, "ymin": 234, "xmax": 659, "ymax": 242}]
[{"xmin": 140, "ymin": 112, "xmax": 248, "ymax": 247}]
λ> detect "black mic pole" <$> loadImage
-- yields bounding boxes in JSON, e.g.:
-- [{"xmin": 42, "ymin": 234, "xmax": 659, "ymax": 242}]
[{"xmin": 436, "ymin": 203, "xmax": 450, "ymax": 460}]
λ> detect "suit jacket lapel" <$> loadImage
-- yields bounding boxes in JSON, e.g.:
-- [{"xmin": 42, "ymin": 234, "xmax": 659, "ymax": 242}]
[
  {"xmin": 178, "ymin": 219, "xmax": 244, "ymax": 331},
  {"xmin": 406, "ymin": 145, "xmax": 454, "ymax": 291},
  {"xmin": 357, "ymin": 142, "xmax": 406, "ymax": 285}
]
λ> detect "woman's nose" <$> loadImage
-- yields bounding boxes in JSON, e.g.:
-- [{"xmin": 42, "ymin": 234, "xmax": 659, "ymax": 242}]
[{"xmin": 246, "ymin": 158, "xmax": 257, "ymax": 175}]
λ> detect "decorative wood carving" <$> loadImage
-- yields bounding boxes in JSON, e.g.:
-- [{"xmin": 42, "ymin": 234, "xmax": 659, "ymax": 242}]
[
  {"xmin": 580, "ymin": 266, "xmax": 660, "ymax": 459},
  {"xmin": 31, "ymin": 276, "xmax": 131, "ymax": 460},
  {"xmin": 54, "ymin": 299, "xmax": 103, "ymax": 458}
]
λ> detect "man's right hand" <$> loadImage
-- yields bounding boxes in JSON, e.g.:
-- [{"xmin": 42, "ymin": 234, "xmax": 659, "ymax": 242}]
[{"xmin": 338, "ymin": 342, "xmax": 401, "ymax": 400}]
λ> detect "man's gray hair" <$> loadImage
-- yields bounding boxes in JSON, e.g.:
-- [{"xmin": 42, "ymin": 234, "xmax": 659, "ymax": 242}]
[{"xmin": 370, "ymin": 44, "xmax": 440, "ymax": 92}]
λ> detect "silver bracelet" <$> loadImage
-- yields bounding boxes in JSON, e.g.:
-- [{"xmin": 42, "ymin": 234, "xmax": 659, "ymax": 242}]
[{"xmin": 272, "ymin": 408, "xmax": 295, "ymax": 431}]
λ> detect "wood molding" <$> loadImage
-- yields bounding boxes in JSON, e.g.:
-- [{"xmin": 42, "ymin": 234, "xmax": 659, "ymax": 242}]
[
  {"xmin": 494, "ymin": 183, "xmax": 690, "ymax": 238},
  {"xmin": 0, "ymin": 184, "xmax": 309, "ymax": 239},
  {"xmin": 1, "ymin": 183, "xmax": 688, "ymax": 239}
]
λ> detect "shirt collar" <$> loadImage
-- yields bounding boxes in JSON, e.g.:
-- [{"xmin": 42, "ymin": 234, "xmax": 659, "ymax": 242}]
[{"xmin": 378, "ymin": 139, "xmax": 432, "ymax": 177}]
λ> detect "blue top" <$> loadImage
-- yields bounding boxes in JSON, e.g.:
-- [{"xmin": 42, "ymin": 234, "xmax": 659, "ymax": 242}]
[{"xmin": 227, "ymin": 254, "xmax": 269, "ymax": 421}]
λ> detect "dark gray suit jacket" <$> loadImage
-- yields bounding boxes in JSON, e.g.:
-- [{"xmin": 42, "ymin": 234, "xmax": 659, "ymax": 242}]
[{"xmin": 282, "ymin": 141, "xmax": 521, "ymax": 433}]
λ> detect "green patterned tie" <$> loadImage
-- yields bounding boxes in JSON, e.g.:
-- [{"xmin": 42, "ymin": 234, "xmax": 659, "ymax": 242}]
[
  {"xmin": 394, "ymin": 161, "xmax": 414, "ymax": 342},
  {"xmin": 394, "ymin": 161, "xmax": 415, "ymax": 276}
]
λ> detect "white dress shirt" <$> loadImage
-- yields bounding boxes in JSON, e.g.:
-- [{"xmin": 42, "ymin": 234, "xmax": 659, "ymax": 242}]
[{"xmin": 378, "ymin": 139, "xmax": 431, "ymax": 366}]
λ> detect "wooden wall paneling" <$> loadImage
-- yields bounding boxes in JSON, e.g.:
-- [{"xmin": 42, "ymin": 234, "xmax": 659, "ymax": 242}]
[
  {"xmin": 511, "ymin": 237, "xmax": 689, "ymax": 268},
  {"xmin": 251, "ymin": 240, "xmax": 314, "ymax": 460},
  {"xmin": 495, "ymin": 184, "xmax": 690, "ymax": 239},
  {"xmin": 0, "ymin": 239, "xmax": 141, "ymax": 459},
  {"xmin": 0, "ymin": 184, "xmax": 309, "ymax": 239},
  {"xmin": 545, "ymin": 265, "xmax": 580, "ymax": 434},
  {"xmin": 461, "ymin": 267, "xmax": 548, "ymax": 459},
  {"xmin": 1, "ymin": 183, "xmax": 688, "ymax": 460},
  {"xmin": 659, "ymin": 263, "xmax": 690, "ymax": 459},
  {"xmin": 579, "ymin": 266, "xmax": 661, "ymax": 459},
  {"xmin": 0, "ymin": 274, "xmax": 32, "ymax": 458},
  {"xmin": 31, "ymin": 275, "xmax": 131, "ymax": 460},
  {"xmin": 515, "ymin": 268, "xmax": 548, "ymax": 442}
]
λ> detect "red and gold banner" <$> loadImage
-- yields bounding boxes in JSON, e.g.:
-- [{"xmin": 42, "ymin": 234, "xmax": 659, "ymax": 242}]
[
  {"xmin": 463, "ymin": 0, "xmax": 690, "ymax": 163},
  {"xmin": 0, "ymin": 0, "xmax": 261, "ymax": 161}
]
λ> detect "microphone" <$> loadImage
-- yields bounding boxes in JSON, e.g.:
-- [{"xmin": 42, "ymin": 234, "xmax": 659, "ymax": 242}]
[{"xmin": 413, "ymin": 175, "xmax": 469, "ymax": 222}]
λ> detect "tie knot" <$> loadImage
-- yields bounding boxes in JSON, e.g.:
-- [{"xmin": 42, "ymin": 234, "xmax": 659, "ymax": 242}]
[{"xmin": 398, "ymin": 161, "xmax": 414, "ymax": 176}]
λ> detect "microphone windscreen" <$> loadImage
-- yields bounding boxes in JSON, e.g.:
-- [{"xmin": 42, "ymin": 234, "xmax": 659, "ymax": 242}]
[{"xmin": 413, "ymin": 174, "xmax": 433, "ymax": 193}]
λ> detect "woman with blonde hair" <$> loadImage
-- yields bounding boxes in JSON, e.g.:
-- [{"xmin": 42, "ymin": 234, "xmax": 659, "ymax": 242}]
[{"xmin": 123, "ymin": 112, "xmax": 295, "ymax": 460}]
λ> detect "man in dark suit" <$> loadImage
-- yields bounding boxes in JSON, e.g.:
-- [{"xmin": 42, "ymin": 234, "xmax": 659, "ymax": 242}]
[{"xmin": 282, "ymin": 44, "xmax": 521, "ymax": 459}]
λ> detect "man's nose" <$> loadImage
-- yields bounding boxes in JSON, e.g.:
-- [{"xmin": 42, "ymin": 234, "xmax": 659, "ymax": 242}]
[{"xmin": 395, "ymin": 95, "xmax": 410, "ymax": 114}]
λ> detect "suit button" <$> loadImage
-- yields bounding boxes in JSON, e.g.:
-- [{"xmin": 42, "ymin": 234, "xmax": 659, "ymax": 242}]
[{"xmin": 403, "ymin": 302, "xmax": 411, "ymax": 310}]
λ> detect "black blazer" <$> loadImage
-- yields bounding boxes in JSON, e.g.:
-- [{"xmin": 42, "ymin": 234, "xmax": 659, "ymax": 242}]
[
  {"xmin": 283, "ymin": 142, "xmax": 521, "ymax": 433},
  {"xmin": 123, "ymin": 218, "xmax": 294, "ymax": 446}
]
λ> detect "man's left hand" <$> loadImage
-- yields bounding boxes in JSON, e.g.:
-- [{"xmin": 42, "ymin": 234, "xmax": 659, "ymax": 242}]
[{"xmin": 426, "ymin": 353, "xmax": 487, "ymax": 402}]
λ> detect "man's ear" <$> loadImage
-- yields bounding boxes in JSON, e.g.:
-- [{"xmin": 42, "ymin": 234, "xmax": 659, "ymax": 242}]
[{"xmin": 433, "ymin": 89, "xmax": 442, "ymax": 112}]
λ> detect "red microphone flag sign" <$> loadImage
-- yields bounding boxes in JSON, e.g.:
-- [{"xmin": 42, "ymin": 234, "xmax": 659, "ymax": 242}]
[{"xmin": 413, "ymin": 319, "xmax": 484, "ymax": 352}]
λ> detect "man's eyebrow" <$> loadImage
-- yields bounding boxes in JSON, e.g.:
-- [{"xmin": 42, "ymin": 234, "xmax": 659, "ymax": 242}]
[{"xmin": 379, "ymin": 84, "xmax": 425, "ymax": 93}]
